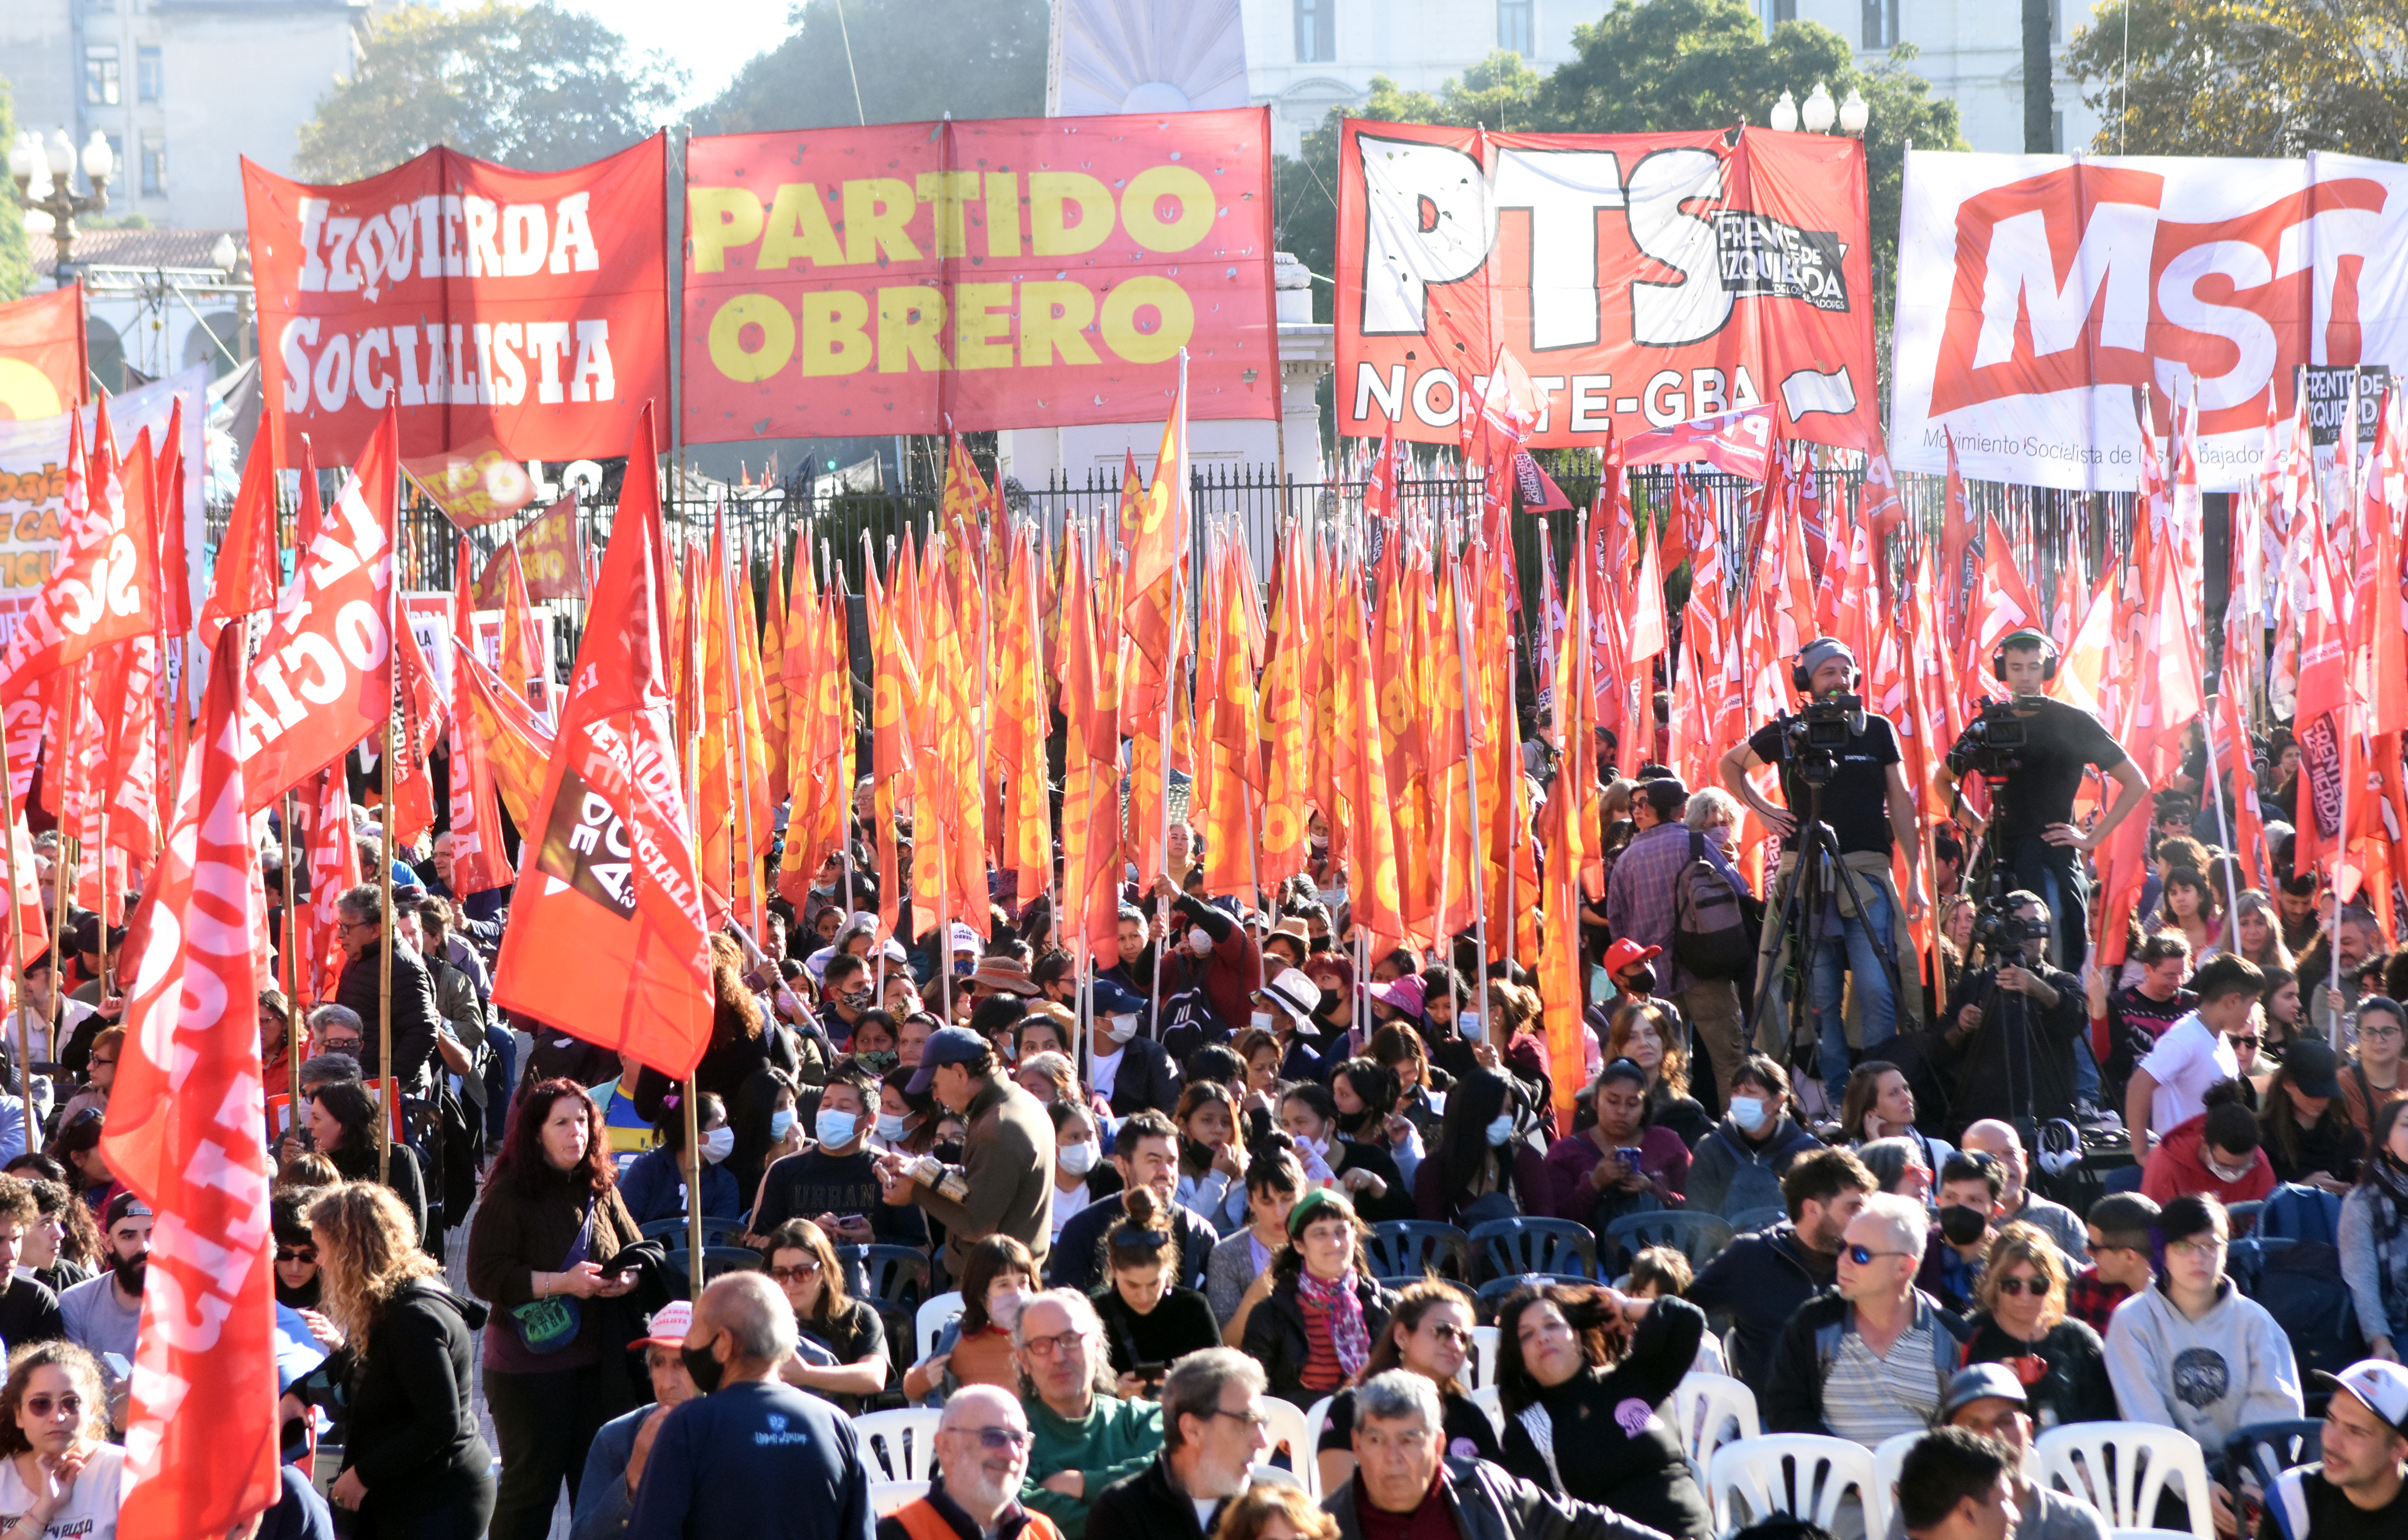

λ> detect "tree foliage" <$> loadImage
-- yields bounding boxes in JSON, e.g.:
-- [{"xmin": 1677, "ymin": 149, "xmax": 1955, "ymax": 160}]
[
  {"xmin": 0, "ymin": 74, "xmax": 33, "ymax": 301},
  {"xmin": 2067, "ymin": 0, "xmax": 2408, "ymax": 158},
  {"xmin": 294, "ymin": 2, "xmax": 683, "ymax": 181},
  {"xmin": 701, "ymin": 0, "xmax": 1049, "ymax": 135},
  {"xmin": 1273, "ymin": 0, "xmax": 1966, "ymax": 329}
]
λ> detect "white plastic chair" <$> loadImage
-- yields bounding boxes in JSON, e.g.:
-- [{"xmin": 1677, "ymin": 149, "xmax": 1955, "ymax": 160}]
[
  {"xmin": 854, "ymin": 1408, "xmax": 945, "ymax": 1483},
  {"xmin": 1250, "ymin": 1466, "xmax": 1309, "ymax": 1493},
  {"xmin": 870, "ymin": 1481, "xmax": 930, "ymax": 1515},
  {"xmin": 1467, "ymin": 1384, "xmax": 1506, "ymax": 1438},
  {"xmin": 1258, "ymin": 1397, "xmax": 1318, "ymax": 1499},
  {"xmin": 2035, "ymin": 1423, "xmax": 2215, "ymax": 1540},
  {"xmin": 1469, "ymin": 1325, "xmax": 1500, "ymax": 1390},
  {"xmin": 1873, "ymin": 1432, "xmax": 1921, "ymax": 1527},
  {"xmin": 1668, "ymin": 1373, "xmax": 1762, "ymax": 1467},
  {"xmin": 915, "ymin": 1292, "xmax": 964, "ymax": 1360},
  {"xmin": 1303, "ymin": 1395, "xmax": 1335, "ymax": 1446},
  {"xmin": 1707, "ymin": 1434, "xmax": 1885, "ymax": 1539}
]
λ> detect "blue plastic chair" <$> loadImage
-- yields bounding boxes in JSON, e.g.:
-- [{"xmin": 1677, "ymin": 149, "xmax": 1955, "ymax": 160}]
[
  {"xmin": 664, "ymin": 1246, "xmax": 763, "ymax": 1299},
  {"xmin": 1366, "ymin": 1221, "xmax": 1473, "ymax": 1286},
  {"xmin": 2255, "ymin": 1185, "xmax": 2342, "ymax": 1245},
  {"xmin": 1606, "ymin": 1211, "xmax": 1736, "ymax": 1272},
  {"xmin": 640, "ymin": 1215, "xmax": 749, "ymax": 1247},
  {"xmin": 1475, "ymin": 1272, "xmax": 1596, "ymax": 1311},
  {"xmin": 1726, "ymin": 1206, "xmax": 1787, "ymax": 1237},
  {"xmin": 1467, "ymin": 1217, "xmax": 1599, "ymax": 1283}
]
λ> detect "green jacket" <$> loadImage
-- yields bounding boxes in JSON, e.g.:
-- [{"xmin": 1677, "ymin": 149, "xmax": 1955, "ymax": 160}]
[{"xmin": 1019, "ymin": 1392, "xmax": 1163, "ymax": 1540}]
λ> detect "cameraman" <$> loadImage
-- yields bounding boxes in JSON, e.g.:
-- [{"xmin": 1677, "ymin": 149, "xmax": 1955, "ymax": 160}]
[
  {"xmin": 1936, "ymin": 891, "xmax": 2087, "ymax": 1129},
  {"xmin": 1720, "ymin": 638, "xmax": 1926, "ymax": 1109},
  {"xmin": 1937, "ymin": 629, "xmax": 2150, "ymax": 971}
]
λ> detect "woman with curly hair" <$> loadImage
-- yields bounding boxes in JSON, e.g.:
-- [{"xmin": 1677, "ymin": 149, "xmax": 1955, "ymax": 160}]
[
  {"xmin": 1493, "ymin": 1280, "xmax": 1712, "ymax": 1540},
  {"xmin": 0, "ymin": 1341, "xmax": 118, "ymax": 1539},
  {"xmin": 1604, "ymin": 999, "xmax": 1712, "ymax": 1148},
  {"xmin": 311, "ymin": 1181, "xmax": 494, "ymax": 1537},
  {"xmin": 16, "ymin": 1179, "xmax": 96, "ymax": 1296},
  {"xmin": 1957, "ymin": 1221, "xmax": 2116, "ymax": 1428},
  {"xmin": 465, "ymin": 1080, "xmax": 644, "ymax": 1540}
]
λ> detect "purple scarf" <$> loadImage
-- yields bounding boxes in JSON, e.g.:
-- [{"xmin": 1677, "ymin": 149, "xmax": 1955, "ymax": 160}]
[{"xmin": 1296, "ymin": 1268, "xmax": 1370, "ymax": 1379}]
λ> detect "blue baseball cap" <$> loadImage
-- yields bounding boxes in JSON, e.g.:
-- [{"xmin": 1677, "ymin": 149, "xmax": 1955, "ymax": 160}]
[{"xmin": 906, "ymin": 1026, "xmax": 991, "ymax": 1095}]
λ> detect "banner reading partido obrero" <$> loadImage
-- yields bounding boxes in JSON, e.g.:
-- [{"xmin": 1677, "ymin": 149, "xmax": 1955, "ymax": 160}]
[
  {"xmin": 1889, "ymin": 149, "xmax": 2408, "ymax": 491},
  {"xmin": 242, "ymin": 136, "xmax": 669, "ymax": 465},
  {"xmin": 1334, "ymin": 122, "xmax": 1880, "ymax": 452},
  {"xmin": 680, "ymin": 108, "xmax": 1280, "ymax": 440}
]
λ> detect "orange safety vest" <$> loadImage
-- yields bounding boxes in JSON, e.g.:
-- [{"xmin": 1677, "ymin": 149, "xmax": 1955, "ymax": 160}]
[{"xmin": 890, "ymin": 1496, "xmax": 1066, "ymax": 1540}]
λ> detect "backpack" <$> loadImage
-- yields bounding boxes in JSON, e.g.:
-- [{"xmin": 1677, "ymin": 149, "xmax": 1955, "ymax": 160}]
[
  {"xmin": 2246, "ymin": 1239, "xmax": 2366, "ymax": 1383},
  {"xmin": 1672, "ymin": 832, "xmax": 1754, "ymax": 981},
  {"xmin": 1157, "ymin": 985, "xmax": 1231, "ymax": 1067}
]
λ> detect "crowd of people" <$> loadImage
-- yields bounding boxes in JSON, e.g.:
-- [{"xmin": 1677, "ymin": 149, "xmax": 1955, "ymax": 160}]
[{"xmin": 6, "ymin": 625, "xmax": 2408, "ymax": 1540}]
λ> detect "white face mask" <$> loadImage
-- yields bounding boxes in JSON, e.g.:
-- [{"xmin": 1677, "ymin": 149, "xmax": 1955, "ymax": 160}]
[
  {"xmin": 1059, "ymin": 1140, "xmax": 1100, "ymax": 1175},
  {"xmin": 815, "ymin": 1110, "xmax": 859, "ymax": 1148},
  {"xmin": 875, "ymin": 1112, "xmax": 909, "ymax": 1142},
  {"xmin": 699, "ymin": 1127, "xmax": 734, "ymax": 1164},
  {"xmin": 1729, "ymin": 1096, "xmax": 1768, "ymax": 1131},
  {"xmin": 1459, "ymin": 1011, "xmax": 1485, "ymax": 1043},
  {"xmin": 769, "ymin": 1109, "xmax": 797, "ymax": 1140},
  {"xmin": 1106, "ymin": 1013, "xmax": 1139, "ymax": 1044},
  {"xmin": 1484, "ymin": 1115, "xmax": 1515, "ymax": 1147},
  {"xmin": 1250, "ymin": 1011, "xmax": 1276, "ymax": 1033}
]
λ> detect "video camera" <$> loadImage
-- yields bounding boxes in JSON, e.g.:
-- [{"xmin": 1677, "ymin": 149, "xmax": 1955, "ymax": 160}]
[
  {"xmin": 1970, "ymin": 899, "xmax": 2050, "ymax": 962},
  {"xmin": 1947, "ymin": 698, "xmax": 2027, "ymax": 778},
  {"xmin": 1776, "ymin": 693, "xmax": 1866, "ymax": 787}
]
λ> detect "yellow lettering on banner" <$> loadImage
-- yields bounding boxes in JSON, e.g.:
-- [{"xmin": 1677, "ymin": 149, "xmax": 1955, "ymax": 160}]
[
  {"xmin": 953, "ymin": 283, "xmax": 1014, "ymax": 370},
  {"xmin": 1019, "ymin": 282, "xmax": 1099, "ymax": 367},
  {"xmin": 801, "ymin": 292, "xmax": 873, "ymax": 376},
  {"xmin": 1030, "ymin": 173, "xmax": 1115, "ymax": 256},
  {"xmin": 690, "ymin": 188, "xmax": 765, "ymax": 272},
  {"xmin": 877, "ymin": 288, "xmax": 949, "ymax": 373},
  {"xmin": 916, "ymin": 172, "xmax": 982, "ymax": 259},
  {"xmin": 843, "ymin": 179, "xmax": 922, "ymax": 265},
  {"xmin": 984, "ymin": 172, "xmax": 1022, "ymax": 259},
  {"xmin": 760, "ymin": 185, "xmax": 843, "ymax": 270},
  {"xmin": 1121, "ymin": 166, "xmax": 1215, "ymax": 252},
  {"xmin": 709, "ymin": 296, "xmax": 795, "ymax": 382},
  {"xmin": 1099, "ymin": 276, "xmax": 1191, "ymax": 365}
]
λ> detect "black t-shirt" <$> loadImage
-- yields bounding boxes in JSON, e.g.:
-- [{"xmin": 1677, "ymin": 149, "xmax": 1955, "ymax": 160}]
[
  {"xmin": 752, "ymin": 1146, "xmax": 927, "ymax": 1247},
  {"xmin": 1090, "ymin": 1284, "xmax": 1223, "ymax": 1377},
  {"xmin": 1319, "ymin": 1384, "xmax": 1503, "ymax": 1467},
  {"xmin": 1748, "ymin": 712, "xmax": 1903, "ymax": 855},
  {"xmin": 0, "ymin": 1277, "xmax": 64, "ymax": 1349},
  {"xmin": 797, "ymin": 1298, "xmax": 888, "ymax": 1414},
  {"xmin": 2289, "ymin": 1464, "xmax": 2408, "ymax": 1539},
  {"xmin": 1964, "ymin": 695, "xmax": 2127, "ymax": 838}
]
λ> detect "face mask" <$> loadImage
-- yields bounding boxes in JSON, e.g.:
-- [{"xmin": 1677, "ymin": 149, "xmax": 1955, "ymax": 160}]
[
  {"xmin": 1058, "ymin": 1140, "xmax": 1100, "ymax": 1175},
  {"xmin": 935, "ymin": 1138, "xmax": 966, "ymax": 1165},
  {"xmin": 1729, "ymin": 1096, "xmax": 1768, "ymax": 1131},
  {"xmin": 1251, "ymin": 1011, "xmax": 1276, "ymax": 1032},
  {"xmin": 1483, "ymin": 1115, "xmax": 1515, "ymax": 1147},
  {"xmin": 1317, "ymin": 988, "xmax": 1342, "ymax": 1015},
  {"xmin": 875, "ymin": 1112, "xmax": 909, "ymax": 1143},
  {"xmin": 1459, "ymin": 1011, "xmax": 1484, "ymax": 1043},
  {"xmin": 1187, "ymin": 928, "xmax": 1214, "ymax": 956},
  {"xmin": 681, "ymin": 1339, "xmax": 726, "ymax": 1396},
  {"xmin": 856, "ymin": 1050, "xmax": 898, "ymax": 1073},
  {"xmin": 815, "ymin": 1110, "xmax": 859, "ymax": 1148},
  {"xmin": 1106, "ymin": 1013, "xmax": 1139, "ymax": 1044},
  {"xmin": 769, "ymin": 1109, "xmax": 797, "ymax": 1140},
  {"xmin": 1938, "ymin": 1204, "xmax": 1990, "ymax": 1247},
  {"xmin": 699, "ymin": 1127, "xmax": 735, "ymax": 1164},
  {"xmin": 988, "ymin": 1289, "xmax": 1028, "ymax": 1333}
]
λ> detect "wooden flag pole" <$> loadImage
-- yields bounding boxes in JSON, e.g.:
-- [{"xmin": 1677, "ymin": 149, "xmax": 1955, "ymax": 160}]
[
  {"xmin": 49, "ymin": 665, "xmax": 81, "ymax": 1081},
  {"xmin": 377, "ymin": 715, "xmax": 395, "ymax": 1186},
  {"xmin": 1448, "ymin": 531, "xmax": 1491, "ymax": 1021},
  {"xmin": 720, "ymin": 523, "xmax": 766, "ymax": 945},
  {"xmin": 683, "ymin": 1076, "xmax": 704, "ymax": 1297},
  {"xmin": 283, "ymin": 790, "xmax": 304, "ymax": 1112},
  {"xmin": 1152, "ymin": 351, "xmax": 1189, "ymax": 1036}
]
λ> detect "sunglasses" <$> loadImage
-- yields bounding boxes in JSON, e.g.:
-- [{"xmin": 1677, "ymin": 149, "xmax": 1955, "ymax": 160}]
[
  {"xmin": 1994, "ymin": 1275, "xmax": 2045, "ymax": 1297},
  {"xmin": 1847, "ymin": 1244, "xmax": 1911, "ymax": 1265},
  {"xmin": 949, "ymin": 1426, "xmax": 1034, "ymax": 1451},
  {"xmin": 2230, "ymin": 1035, "xmax": 2262, "ymax": 1048},
  {"xmin": 23, "ymin": 1394, "xmax": 79, "ymax": 1420},
  {"xmin": 275, "ymin": 1245, "xmax": 318, "ymax": 1265},
  {"xmin": 769, "ymin": 1261, "xmax": 824, "ymax": 1284}
]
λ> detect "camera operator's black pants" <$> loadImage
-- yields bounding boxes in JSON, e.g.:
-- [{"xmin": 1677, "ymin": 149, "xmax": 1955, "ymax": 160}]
[{"xmin": 2004, "ymin": 832, "xmax": 2088, "ymax": 973}]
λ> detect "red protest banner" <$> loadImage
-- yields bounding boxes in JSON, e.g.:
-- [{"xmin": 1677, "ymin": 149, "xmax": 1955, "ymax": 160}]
[
  {"xmin": 243, "ymin": 136, "xmax": 667, "ymax": 465},
  {"xmin": 1335, "ymin": 123, "xmax": 1877, "ymax": 453},
  {"xmin": 680, "ymin": 109, "xmax": 1278, "ymax": 441},
  {"xmin": 0, "ymin": 287, "xmax": 86, "ymax": 421},
  {"xmin": 473, "ymin": 493, "xmax": 584, "ymax": 605}
]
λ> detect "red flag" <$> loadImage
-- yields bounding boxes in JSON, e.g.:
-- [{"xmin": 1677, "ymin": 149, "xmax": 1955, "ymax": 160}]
[
  {"xmin": 0, "ymin": 286, "xmax": 86, "ymax": 418},
  {"xmin": 492, "ymin": 404, "xmax": 713, "ymax": 1076},
  {"xmin": 102, "ymin": 622, "xmax": 279, "ymax": 1539},
  {"xmin": 388, "ymin": 602, "xmax": 446, "ymax": 846},
  {"xmin": 448, "ymin": 538, "xmax": 516, "ymax": 895},
  {"xmin": 0, "ymin": 403, "xmax": 157, "ymax": 699},
  {"xmin": 154, "ymin": 399, "xmax": 192, "ymax": 637},
  {"xmin": 1975, "ymin": 517, "xmax": 2044, "ymax": 654},
  {"xmin": 198, "ymin": 415, "xmax": 281, "ymax": 644},
  {"xmin": 235, "ymin": 407, "xmax": 399, "ymax": 809}
]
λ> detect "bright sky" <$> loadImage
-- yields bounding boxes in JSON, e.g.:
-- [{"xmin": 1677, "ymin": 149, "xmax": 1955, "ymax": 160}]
[{"xmin": 538, "ymin": 0, "xmax": 802, "ymax": 110}]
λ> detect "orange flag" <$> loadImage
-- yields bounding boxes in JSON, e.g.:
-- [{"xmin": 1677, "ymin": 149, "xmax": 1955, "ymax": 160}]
[
  {"xmin": 491, "ymin": 405, "xmax": 712, "ymax": 1077},
  {"xmin": 1337, "ymin": 577, "xmax": 1407, "ymax": 948},
  {"xmin": 1200, "ymin": 537, "xmax": 1262, "ymax": 898},
  {"xmin": 1259, "ymin": 529, "xmax": 1311, "ymax": 889},
  {"xmin": 871, "ymin": 550, "xmax": 923, "ymax": 944},
  {"xmin": 1060, "ymin": 540, "xmax": 1123, "ymax": 965},
  {"xmin": 447, "ymin": 537, "xmax": 516, "ymax": 895},
  {"xmin": 994, "ymin": 532, "xmax": 1053, "ymax": 908}
]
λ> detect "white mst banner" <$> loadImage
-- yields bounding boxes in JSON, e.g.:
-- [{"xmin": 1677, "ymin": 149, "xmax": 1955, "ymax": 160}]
[{"xmin": 1889, "ymin": 148, "xmax": 2408, "ymax": 491}]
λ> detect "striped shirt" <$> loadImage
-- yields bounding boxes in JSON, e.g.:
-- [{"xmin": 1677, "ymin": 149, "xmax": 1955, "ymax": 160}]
[
  {"xmin": 1297, "ymin": 1294, "xmax": 1346, "ymax": 1394},
  {"xmin": 1822, "ymin": 1313, "xmax": 1946, "ymax": 1448}
]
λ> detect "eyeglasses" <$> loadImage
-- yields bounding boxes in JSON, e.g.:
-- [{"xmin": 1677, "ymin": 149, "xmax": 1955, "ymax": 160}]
[
  {"xmin": 1204, "ymin": 1406, "xmax": 1275, "ymax": 1430},
  {"xmin": 275, "ymin": 1245, "xmax": 317, "ymax": 1265},
  {"xmin": 1846, "ymin": 1244, "xmax": 1912, "ymax": 1265},
  {"xmin": 23, "ymin": 1394, "xmax": 80, "ymax": 1419},
  {"xmin": 1420, "ymin": 1323, "xmax": 1474, "ymax": 1345},
  {"xmin": 1021, "ymin": 1328, "xmax": 1089, "ymax": 1358},
  {"xmin": 2363, "ymin": 1023, "xmax": 2405, "ymax": 1041},
  {"xmin": 1994, "ymin": 1275, "xmax": 2045, "ymax": 1297},
  {"xmin": 2167, "ymin": 1235, "xmax": 2227, "ymax": 1260},
  {"xmin": 946, "ymin": 1426, "xmax": 1035, "ymax": 1451},
  {"xmin": 2230, "ymin": 1035, "xmax": 2262, "ymax": 1048},
  {"xmin": 768, "ymin": 1261, "xmax": 823, "ymax": 1284},
  {"xmin": 323, "ymin": 1040, "xmax": 363, "ymax": 1055}
]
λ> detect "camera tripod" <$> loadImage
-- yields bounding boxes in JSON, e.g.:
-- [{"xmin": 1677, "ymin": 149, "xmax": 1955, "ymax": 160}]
[
  {"xmin": 1750, "ymin": 774, "xmax": 1905, "ymax": 1103},
  {"xmin": 1951, "ymin": 823, "xmax": 2072, "ymax": 1149}
]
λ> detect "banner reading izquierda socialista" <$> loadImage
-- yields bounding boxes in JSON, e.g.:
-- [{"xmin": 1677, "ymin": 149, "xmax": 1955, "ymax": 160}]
[
  {"xmin": 680, "ymin": 108, "xmax": 1279, "ymax": 442},
  {"xmin": 1889, "ymin": 147, "xmax": 2408, "ymax": 492},
  {"xmin": 243, "ymin": 135, "xmax": 668, "ymax": 467},
  {"xmin": 1334, "ymin": 121, "xmax": 1880, "ymax": 453}
]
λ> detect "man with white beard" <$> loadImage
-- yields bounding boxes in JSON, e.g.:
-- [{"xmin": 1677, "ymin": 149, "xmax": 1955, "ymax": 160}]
[{"xmin": 880, "ymin": 1385, "xmax": 1064, "ymax": 1540}]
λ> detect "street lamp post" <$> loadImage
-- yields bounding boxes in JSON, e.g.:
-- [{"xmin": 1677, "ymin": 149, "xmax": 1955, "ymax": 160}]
[
  {"xmin": 8, "ymin": 128, "xmax": 115, "ymax": 287},
  {"xmin": 1770, "ymin": 82, "xmax": 1871, "ymax": 138}
]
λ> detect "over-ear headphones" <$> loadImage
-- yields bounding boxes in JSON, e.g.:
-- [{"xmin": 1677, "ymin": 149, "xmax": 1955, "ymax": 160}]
[
  {"xmin": 1791, "ymin": 638, "xmax": 1860, "ymax": 694},
  {"xmin": 2035, "ymin": 1118, "xmax": 2083, "ymax": 1177},
  {"xmin": 1991, "ymin": 629, "xmax": 2059, "ymax": 684}
]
